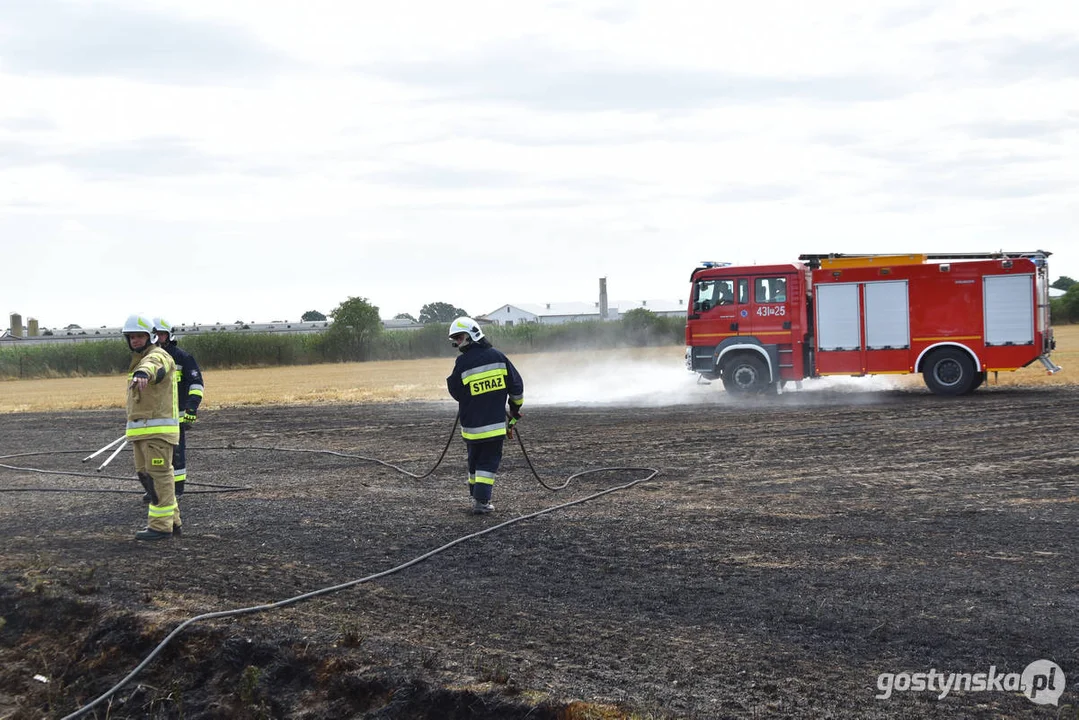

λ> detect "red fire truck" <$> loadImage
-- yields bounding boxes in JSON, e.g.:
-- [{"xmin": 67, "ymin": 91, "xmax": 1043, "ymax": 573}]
[{"xmin": 685, "ymin": 251, "xmax": 1061, "ymax": 396}]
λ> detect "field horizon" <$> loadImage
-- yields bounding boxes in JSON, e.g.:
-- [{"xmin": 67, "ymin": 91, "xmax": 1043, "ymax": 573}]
[{"xmin": 1, "ymin": 328, "xmax": 1075, "ymax": 414}]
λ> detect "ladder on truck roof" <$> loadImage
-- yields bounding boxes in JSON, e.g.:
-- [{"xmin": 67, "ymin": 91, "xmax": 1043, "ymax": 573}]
[{"xmin": 798, "ymin": 250, "xmax": 1051, "ymax": 270}]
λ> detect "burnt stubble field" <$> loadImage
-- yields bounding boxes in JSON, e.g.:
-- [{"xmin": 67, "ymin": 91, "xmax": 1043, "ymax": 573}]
[{"xmin": 1, "ymin": 386, "xmax": 1077, "ymax": 719}]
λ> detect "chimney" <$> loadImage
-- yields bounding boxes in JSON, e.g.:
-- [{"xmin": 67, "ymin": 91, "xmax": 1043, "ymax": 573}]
[{"xmin": 599, "ymin": 278, "xmax": 609, "ymax": 319}]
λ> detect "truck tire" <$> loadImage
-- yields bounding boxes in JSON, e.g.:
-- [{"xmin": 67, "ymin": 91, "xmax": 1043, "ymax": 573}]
[
  {"xmin": 968, "ymin": 371, "xmax": 987, "ymax": 393},
  {"xmin": 721, "ymin": 354, "xmax": 769, "ymax": 394},
  {"xmin": 922, "ymin": 348, "xmax": 977, "ymax": 396}
]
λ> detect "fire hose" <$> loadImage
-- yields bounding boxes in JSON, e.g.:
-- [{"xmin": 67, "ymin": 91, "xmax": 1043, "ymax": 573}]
[
  {"xmin": 1, "ymin": 412, "xmax": 661, "ymax": 720},
  {"xmin": 1, "ymin": 413, "xmax": 642, "ymax": 495}
]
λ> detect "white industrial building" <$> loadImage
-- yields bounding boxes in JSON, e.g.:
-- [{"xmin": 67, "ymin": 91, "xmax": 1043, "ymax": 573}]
[
  {"xmin": 477, "ymin": 277, "xmax": 686, "ymax": 327},
  {"xmin": 479, "ymin": 298, "xmax": 686, "ymax": 327}
]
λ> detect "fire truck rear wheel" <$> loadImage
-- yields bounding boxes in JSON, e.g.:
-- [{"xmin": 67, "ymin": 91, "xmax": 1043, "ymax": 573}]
[
  {"xmin": 721, "ymin": 354, "xmax": 769, "ymax": 394},
  {"xmin": 922, "ymin": 348, "xmax": 977, "ymax": 396}
]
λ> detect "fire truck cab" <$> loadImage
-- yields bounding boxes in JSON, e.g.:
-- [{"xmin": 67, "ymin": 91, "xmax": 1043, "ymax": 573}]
[{"xmin": 685, "ymin": 252, "xmax": 1060, "ymax": 396}]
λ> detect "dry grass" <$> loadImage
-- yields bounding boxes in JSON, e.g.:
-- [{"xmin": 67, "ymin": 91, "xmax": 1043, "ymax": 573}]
[
  {"xmin": 0, "ymin": 347, "xmax": 679, "ymax": 413},
  {"xmin": 1, "ymin": 328, "xmax": 1075, "ymax": 414}
]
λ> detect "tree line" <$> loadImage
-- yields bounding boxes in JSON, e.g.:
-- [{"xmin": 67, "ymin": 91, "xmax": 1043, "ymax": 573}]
[
  {"xmin": 1051, "ymin": 277, "xmax": 1079, "ymax": 323},
  {"xmin": 0, "ymin": 298, "xmax": 683, "ymax": 380},
  {"xmin": 300, "ymin": 301, "xmax": 468, "ymax": 326}
]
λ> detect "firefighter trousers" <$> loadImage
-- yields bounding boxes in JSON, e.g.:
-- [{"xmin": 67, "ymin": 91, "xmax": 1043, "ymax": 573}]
[
  {"xmin": 133, "ymin": 437, "xmax": 181, "ymax": 533},
  {"xmin": 173, "ymin": 422, "xmax": 187, "ymax": 487},
  {"xmin": 466, "ymin": 438, "xmax": 504, "ymax": 504}
]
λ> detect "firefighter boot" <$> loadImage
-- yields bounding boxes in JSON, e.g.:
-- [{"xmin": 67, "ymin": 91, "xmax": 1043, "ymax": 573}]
[
  {"xmin": 472, "ymin": 499, "xmax": 494, "ymax": 515},
  {"xmin": 135, "ymin": 527, "xmax": 172, "ymax": 541}
]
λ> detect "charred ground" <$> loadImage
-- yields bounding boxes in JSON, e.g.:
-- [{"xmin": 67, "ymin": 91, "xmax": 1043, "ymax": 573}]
[{"xmin": 1, "ymin": 386, "xmax": 1077, "ymax": 719}]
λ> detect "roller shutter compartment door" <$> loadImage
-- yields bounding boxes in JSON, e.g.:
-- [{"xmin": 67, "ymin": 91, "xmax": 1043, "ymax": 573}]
[
  {"xmin": 984, "ymin": 274, "xmax": 1033, "ymax": 346},
  {"xmin": 815, "ymin": 283, "xmax": 861, "ymax": 351},
  {"xmin": 864, "ymin": 280, "xmax": 909, "ymax": 350}
]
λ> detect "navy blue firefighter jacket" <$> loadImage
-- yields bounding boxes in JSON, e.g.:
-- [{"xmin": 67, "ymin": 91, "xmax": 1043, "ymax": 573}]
[
  {"xmin": 447, "ymin": 339, "xmax": 524, "ymax": 442},
  {"xmin": 162, "ymin": 341, "xmax": 205, "ymax": 414}
]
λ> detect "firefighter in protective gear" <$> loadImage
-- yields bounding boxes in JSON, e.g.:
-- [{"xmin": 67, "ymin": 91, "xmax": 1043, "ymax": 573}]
[
  {"xmin": 446, "ymin": 317, "xmax": 524, "ymax": 514},
  {"xmin": 123, "ymin": 314, "xmax": 181, "ymax": 541},
  {"xmin": 152, "ymin": 317, "xmax": 205, "ymax": 499}
]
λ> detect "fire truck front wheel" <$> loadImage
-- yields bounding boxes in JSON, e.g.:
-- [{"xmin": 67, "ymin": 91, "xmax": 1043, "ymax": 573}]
[
  {"xmin": 922, "ymin": 348, "xmax": 977, "ymax": 396},
  {"xmin": 721, "ymin": 354, "xmax": 770, "ymax": 394}
]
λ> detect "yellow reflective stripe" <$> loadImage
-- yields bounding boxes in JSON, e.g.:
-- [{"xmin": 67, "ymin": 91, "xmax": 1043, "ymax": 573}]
[
  {"xmin": 174, "ymin": 370, "xmax": 182, "ymax": 382},
  {"xmin": 473, "ymin": 476, "xmax": 495, "ymax": 485},
  {"xmin": 148, "ymin": 503, "xmax": 177, "ymax": 517},
  {"xmin": 188, "ymin": 386, "xmax": 204, "ymax": 397},
  {"xmin": 173, "ymin": 470, "xmax": 187, "ymax": 482},
  {"xmin": 464, "ymin": 368, "xmax": 506, "ymax": 383},
  {"xmin": 126, "ymin": 427, "xmax": 180, "ymax": 439},
  {"xmin": 509, "ymin": 397, "xmax": 523, "ymax": 405},
  {"xmin": 912, "ymin": 336, "xmax": 982, "ymax": 342},
  {"xmin": 462, "ymin": 427, "xmax": 507, "ymax": 441}
]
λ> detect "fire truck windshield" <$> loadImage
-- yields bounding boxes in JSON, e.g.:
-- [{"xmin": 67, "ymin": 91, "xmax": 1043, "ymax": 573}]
[{"xmin": 694, "ymin": 279, "xmax": 734, "ymax": 311}]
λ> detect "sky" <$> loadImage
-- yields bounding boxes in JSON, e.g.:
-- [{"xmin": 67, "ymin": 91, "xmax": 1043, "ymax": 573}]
[{"xmin": 1, "ymin": 0, "xmax": 1077, "ymax": 331}]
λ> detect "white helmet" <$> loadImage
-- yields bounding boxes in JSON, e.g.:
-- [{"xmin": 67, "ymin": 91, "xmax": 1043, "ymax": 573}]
[
  {"xmin": 123, "ymin": 314, "xmax": 155, "ymax": 336},
  {"xmin": 152, "ymin": 317, "xmax": 174, "ymax": 341},
  {"xmin": 448, "ymin": 316, "xmax": 484, "ymax": 346}
]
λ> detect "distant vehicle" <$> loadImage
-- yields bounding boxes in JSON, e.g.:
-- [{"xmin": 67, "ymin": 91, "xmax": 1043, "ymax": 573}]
[{"xmin": 685, "ymin": 251, "xmax": 1061, "ymax": 396}]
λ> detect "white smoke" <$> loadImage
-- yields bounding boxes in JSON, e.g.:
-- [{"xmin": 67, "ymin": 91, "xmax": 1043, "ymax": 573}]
[
  {"xmin": 516, "ymin": 348, "xmax": 917, "ymax": 407},
  {"xmin": 529, "ymin": 358, "xmax": 716, "ymax": 407}
]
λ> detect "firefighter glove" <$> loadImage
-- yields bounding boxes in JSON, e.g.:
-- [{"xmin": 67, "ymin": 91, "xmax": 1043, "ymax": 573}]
[
  {"xmin": 509, "ymin": 405, "xmax": 523, "ymax": 420},
  {"xmin": 182, "ymin": 409, "xmax": 198, "ymax": 425},
  {"xmin": 175, "ymin": 480, "xmax": 185, "ymax": 497}
]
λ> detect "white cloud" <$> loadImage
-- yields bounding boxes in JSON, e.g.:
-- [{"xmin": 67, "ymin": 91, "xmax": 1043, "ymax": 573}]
[{"xmin": 1, "ymin": 0, "xmax": 1077, "ymax": 329}]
